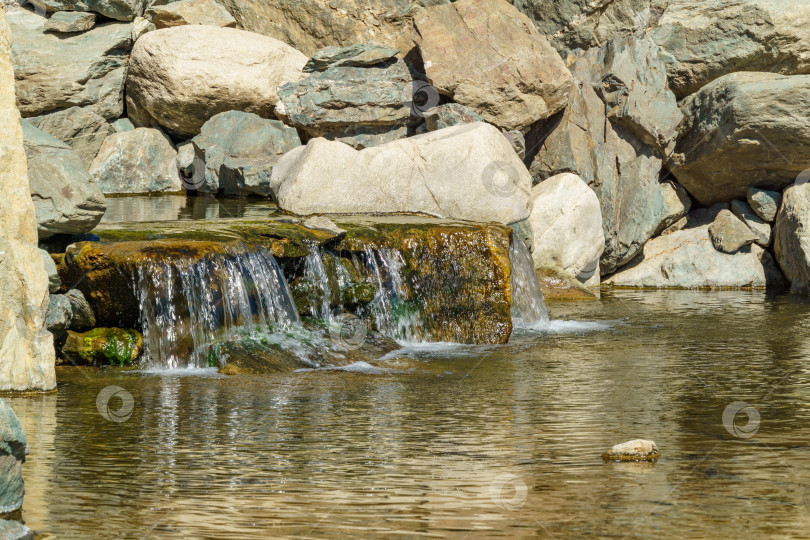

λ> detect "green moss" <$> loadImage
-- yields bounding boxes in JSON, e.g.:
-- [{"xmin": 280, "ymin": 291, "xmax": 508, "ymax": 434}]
[{"xmin": 62, "ymin": 328, "xmax": 143, "ymax": 367}]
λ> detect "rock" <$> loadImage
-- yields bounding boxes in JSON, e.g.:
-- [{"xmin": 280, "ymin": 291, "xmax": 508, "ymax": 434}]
[
  {"xmin": 0, "ymin": 520, "xmax": 33, "ymax": 540},
  {"xmin": 730, "ymin": 200, "xmax": 771, "ymax": 247},
  {"xmin": 774, "ymin": 183, "xmax": 810, "ymax": 293},
  {"xmin": 21, "ymin": 120, "xmax": 106, "ymax": 238},
  {"xmin": 747, "ymin": 187, "xmax": 782, "ymax": 223},
  {"xmin": 602, "ymin": 439, "xmax": 659, "ymax": 462},
  {"xmin": 191, "ymin": 111, "xmax": 301, "ymax": 196},
  {"xmin": 531, "ymin": 37, "xmax": 680, "ymax": 274},
  {"xmin": 213, "ymin": 0, "xmax": 448, "ymax": 57},
  {"xmin": 528, "ymin": 173, "xmax": 605, "ymax": 284},
  {"xmin": 0, "ymin": 8, "xmax": 56, "ymax": 392},
  {"xmin": 62, "ymin": 328, "xmax": 143, "ymax": 366},
  {"xmin": 423, "ymin": 103, "xmax": 484, "ymax": 132},
  {"xmin": 110, "ymin": 118, "xmax": 134, "ymax": 133},
  {"xmin": 90, "ymin": 128, "xmax": 182, "ymax": 194},
  {"xmin": 276, "ymin": 55, "xmax": 414, "ymax": 149},
  {"xmin": 502, "ymin": 130, "xmax": 526, "ymax": 160},
  {"xmin": 43, "ymin": 10, "xmax": 95, "ymax": 33},
  {"xmin": 64, "ymin": 289, "xmax": 95, "ymax": 331},
  {"xmin": 151, "ymin": 0, "xmax": 236, "ymax": 29},
  {"xmin": 655, "ymin": 180, "xmax": 692, "ymax": 236},
  {"xmin": 605, "ymin": 224, "xmax": 786, "ymax": 288},
  {"xmin": 44, "ymin": 294, "xmax": 71, "ymax": 338},
  {"xmin": 709, "ymin": 210, "xmax": 759, "ymax": 253},
  {"xmin": 535, "ymin": 266, "xmax": 599, "ymax": 300},
  {"xmin": 126, "ymin": 25, "xmax": 307, "ymax": 138},
  {"xmin": 39, "ymin": 249, "xmax": 60, "ymax": 293},
  {"xmin": 671, "ymin": 73, "xmax": 810, "ymax": 206},
  {"xmin": 271, "ymin": 122, "xmax": 531, "ymax": 224},
  {"xmin": 413, "ymin": 0, "xmax": 573, "ymax": 131},
  {"xmin": 27, "ymin": 106, "xmax": 112, "ymax": 167},
  {"xmin": 28, "ymin": 0, "xmax": 143, "ymax": 20},
  {"xmin": 130, "ymin": 15, "xmax": 153, "ymax": 40},
  {"xmin": 303, "ymin": 42, "xmax": 399, "ymax": 73},
  {"xmin": 176, "ymin": 141, "xmax": 195, "ymax": 177},
  {"xmin": 0, "ymin": 400, "xmax": 27, "ymax": 513},
  {"xmin": 9, "ymin": 10, "xmax": 132, "ymax": 119},
  {"xmin": 302, "ymin": 216, "xmax": 346, "ymax": 239},
  {"xmin": 649, "ymin": 0, "xmax": 810, "ymax": 98}
]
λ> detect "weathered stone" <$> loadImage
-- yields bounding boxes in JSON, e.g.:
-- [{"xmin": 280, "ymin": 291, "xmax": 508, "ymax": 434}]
[
  {"xmin": 0, "ymin": 7, "xmax": 56, "ymax": 392},
  {"xmin": 39, "ymin": 249, "xmax": 60, "ymax": 293},
  {"xmin": 28, "ymin": 0, "xmax": 144, "ymax": 20},
  {"xmin": 423, "ymin": 103, "xmax": 483, "ymax": 132},
  {"xmin": 22, "ymin": 120, "xmax": 106, "ymax": 238},
  {"xmin": 43, "ymin": 10, "xmax": 95, "ymax": 33},
  {"xmin": 602, "ymin": 439, "xmax": 659, "ymax": 462},
  {"xmin": 731, "ymin": 200, "xmax": 771, "ymax": 247},
  {"xmin": 9, "ymin": 10, "xmax": 132, "ymax": 119},
  {"xmin": 502, "ymin": 130, "xmax": 526, "ymax": 160},
  {"xmin": 0, "ymin": 400, "xmax": 27, "ymax": 513},
  {"xmin": 649, "ymin": 0, "xmax": 810, "ymax": 98},
  {"xmin": 28, "ymin": 106, "xmax": 112, "ymax": 167},
  {"xmin": 535, "ymin": 266, "xmax": 599, "ymax": 300},
  {"xmin": 303, "ymin": 42, "xmax": 399, "ymax": 73},
  {"xmin": 130, "ymin": 15, "xmax": 153, "ymax": 40},
  {"xmin": 709, "ymin": 210, "xmax": 758, "ymax": 253},
  {"xmin": 44, "ymin": 294, "xmax": 71, "ymax": 338},
  {"xmin": 605, "ymin": 224, "xmax": 786, "ymax": 288},
  {"xmin": 62, "ymin": 328, "xmax": 143, "ymax": 366},
  {"xmin": 110, "ymin": 118, "xmax": 134, "ymax": 133},
  {"xmin": 276, "ymin": 57, "xmax": 414, "ymax": 149},
  {"xmin": 531, "ymin": 37, "xmax": 680, "ymax": 274},
  {"xmin": 126, "ymin": 25, "xmax": 307, "ymax": 138},
  {"xmin": 528, "ymin": 173, "xmax": 604, "ymax": 284},
  {"xmin": 271, "ymin": 122, "xmax": 531, "ymax": 224},
  {"xmin": 414, "ymin": 0, "xmax": 573, "ymax": 131},
  {"xmin": 64, "ymin": 289, "xmax": 94, "ymax": 331},
  {"xmin": 747, "ymin": 187, "xmax": 782, "ymax": 223},
  {"xmin": 151, "ymin": 0, "xmax": 235, "ymax": 29},
  {"xmin": 671, "ymin": 73, "xmax": 810, "ymax": 206},
  {"xmin": 0, "ymin": 520, "xmax": 32, "ymax": 540},
  {"xmin": 191, "ymin": 111, "xmax": 301, "ymax": 196},
  {"xmin": 90, "ymin": 128, "xmax": 181, "ymax": 194},
  {"xmin": 302, "ymin": 216, "xmax": 346, "ymax": 239},
  {"xmin": 213, "ymin": 0, "xmax": 448, "ymax": 56},
  {"xmin": 655, "ymin": 180, "xmax": 691, "ymax": 236},
  {"xmin": 774, "ymin": 182, "xmax": 810, "ymax": 293}
]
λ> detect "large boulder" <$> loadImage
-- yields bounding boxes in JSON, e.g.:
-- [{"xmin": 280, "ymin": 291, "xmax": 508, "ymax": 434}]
[
  {"xmin": 22, "ymin": 120, "xmax": 106, "ymax": 239},
  {"xmin": 28, "ymin": 0, "xmax": 144, "ymax": 20},
  {"xmin": 126, "ymin": 26, "xmax": 307, "ymax": 138},
  {"xmin": 649, "ymin": 0, "xmax": 810, "ymax": 98},
  {"xmin": 150, "ymin": 0, "xmax": 236, "ymax": 29},
  {"xmin": 413, "ymin": 0, "xmax": 573, "ymax": 132},
  {"xmin": 270, "ymin": 122, "xmax": 531, "ymax": 224},
  {"xmin": 530, "ymin": 36, "xmax": 681, "ymax": 274},
  {"xmin": 528, "ymin": 173, "xmax": 605, "ymax": 284},
  {"xmin": 8, "ymin": 9, "xmax": 133, "ymax": 119},
  {"xmin": 89, "ymin": 128, "xmax": 182, "ymax": 194},
  {"xmin": 671, "ymin": 72, "xmax": 810, "ymax": 206},
  {"xmin": 191, "ymin": 111, "xmax": 301, "ymax": 196},
  {"xmin": 212, "ymin": 0, "xmax": 448, "ymax": 56},
  {"xmin": 27, "ymin": 106, "xmax": 112, "ymax": 167},
  {"xmin": 774, "ymin": 183, "xmax": 810, "ymax": 293},
  {"xmin": 0, "ymin": 400, "xmax": 27, "ymax": 513},
  {"xmin": 276, "ymin": 47, "xmax": 415, "ymax": 149}
]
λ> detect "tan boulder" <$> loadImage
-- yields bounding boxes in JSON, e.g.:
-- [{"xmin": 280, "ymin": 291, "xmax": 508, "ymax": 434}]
[{"xmin": 151, "ymin": 0, "xmax": 236, "ymax": 29}]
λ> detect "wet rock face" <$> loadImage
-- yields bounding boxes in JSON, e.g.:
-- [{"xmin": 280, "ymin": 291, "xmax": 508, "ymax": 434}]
[
  {"xmin": 62, "ymin": 328, "xmax": 143, "ymax": 366},
  {"xmin": 0, "ymin": 399, "xmax": 28, "ymax": 513}
]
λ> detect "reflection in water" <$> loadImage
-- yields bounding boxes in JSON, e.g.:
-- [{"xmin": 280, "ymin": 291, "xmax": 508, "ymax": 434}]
[
  {"xmin": 7, "ymin": 290, "xmax": 810, "ymax": 537},
  {"xmin": 101, "ymin": 195, "xmax": 280, "ymax": 224}
]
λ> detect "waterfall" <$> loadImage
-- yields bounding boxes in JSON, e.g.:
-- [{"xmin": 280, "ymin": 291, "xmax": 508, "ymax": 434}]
[
  {"xmin": 509, "ymin": 236, "xmax": 550, "ymax": 327},
  {"xmin": 135, "ymin": 244, "xmax": 299, "ymax": 369},
  {"xmin": 302, "ymin": 246, "xmax": 333, "ymax": 324}
]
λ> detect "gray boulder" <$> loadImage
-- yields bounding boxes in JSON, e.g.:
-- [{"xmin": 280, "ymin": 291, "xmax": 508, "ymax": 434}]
[
  {"xmin": 191, "ymin": 111, "xmax": 301, "ymax": 196},
  {"xmin": 671, "ymin": 72, "xmax": 810, "ymax": 206},
  {"xmin": 38, "ymin": 249, "xmax": 60, "ymax": 293},
  {"xmin": 303, "ymin": 42, "xmax": 399, "ymax": 72},
  {"xmin": 423, "ymin": 103, "xmax": 484, "ymax": 132},
  {"xmin": 730, "ymin": 200, "xmax": 771, "ymax": 247},
  {"xmin": 747, "ymin": 187, "xmax": 782, "ymax": 223},
  {"xmin": 28, "ymin": 106, "xmax": 112, "ymax": 167},
  {"xmin": 709, "ymin": 209, "xmax": 758, "ymax": 253},
  {"xmin": 28, "ymin": 0, "xmax": 145, "ymax": 20},
  {"xmin": 0, "ymin": 400, "xmax": 27, "ymax": 514},
  {"xmin": 774, "ymin": 182, "xmax": 810, "ymax": 293},
  {"xmin": 655, "ymin": 180, "xmax": 691, "ymax": 236},
  {"xmin": 21, "ymin": 121, "xmax": 106, "ymax": 239},
  {"xmin": 530, "ymin": 36, "xmax": 681, "ymax": 274},
  {"xmin": 65, "ymin": 289, "xmax": 95, "ymax": 331},
  {"xmin": 8, "ymin": 10, "xmax": 133, "ymax": 119},
  {"xmin": 109, "ymin": 118, "xmax": 134, "ymax": 133},
  {"xmin": 0, "ymin": 520, "xmax": 33, "ymax": 540},
  {"xmin": 89, "ymin": 128, "xmax": 182, "ymax": 194},
  {"xmin": 44, "ymin": 289, "xmax": 96, "ymax": 338},
  {"xmin": 43, "ymin": 11, "xmax": 96, "ymax": 33}
]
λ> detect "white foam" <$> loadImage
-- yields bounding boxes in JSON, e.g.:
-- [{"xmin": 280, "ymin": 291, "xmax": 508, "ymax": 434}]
[
  {"xmin": 296, "ymin": 361, "xmax": 390, "ymax": 374},
  {"xmin": 133, "ymin": 367, "xmax": 223, "ymax": 377},
  {"xmin": 513, "ymin": 319, "xmax": 612, "ymax": 334}
]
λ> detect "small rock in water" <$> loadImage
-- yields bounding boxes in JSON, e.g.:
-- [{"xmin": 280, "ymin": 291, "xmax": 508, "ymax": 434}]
[
  {"xmin": 303, "ymin": 216, "xmax": 346, "ymax": 238},
  {"xmin": 602, "ymin": 439, "xmax": 659, "ymax": 462}
]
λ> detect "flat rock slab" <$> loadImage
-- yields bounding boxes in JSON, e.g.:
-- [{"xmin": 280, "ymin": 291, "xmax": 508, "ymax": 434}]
[{"xmin": 44, "ymin": 11, "xmax": 96, "ymax": 33}]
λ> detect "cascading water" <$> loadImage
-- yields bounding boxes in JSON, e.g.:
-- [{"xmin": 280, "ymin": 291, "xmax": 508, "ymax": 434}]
[
  {"xmin": 509, "ymin": 236, "xmax": 550, "ymax": 328},
  {"xmin": 136, "ymin": 244, "xmax": 299, "ymax": 369},
  {"xmin": 302, "ymin": 246, "xmax": 333, "ymax": 324}
]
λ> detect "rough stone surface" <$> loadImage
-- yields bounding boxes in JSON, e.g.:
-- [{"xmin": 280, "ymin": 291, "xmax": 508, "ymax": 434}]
[
  {"xmin": 303, "ymin": 42, "xmax": 399, "ymax": 72},
  {"xmin": 39, "ymin": 249, "xmax": 60, "ymax": 293},
  {"xmin": 655, "ymin": 180, "xmax": 691, "ymax": 236},
  {"xmin": 731, "ymin": 200, "xmax": 771, "ymax": 247},
  {"xmin": 44, "ymin": 294, "xmax": 71, "ymax": 338},
  {"xmin": 43, "ymin": 10, "xmax": 96, "ymax": 33},
  {"xmin": 774, "ymin": 183, "xmax": 810, "ymax": 293},
  {"xmin": 602, "ymin": 439, "xmax": 659, "ymax": 462},
  {"xmin": 535, "ymin": 266, "xmax": 599, "ymax": 300},
  {"xmin": 126, "ymin": 25, "xmax": 307, "ymax": 138},
  {"xmin": 671, "ymin": 73, "xmax": 810, "ymax": 206},
  {"xmin": 414, "ymin": 0, "xmax": 573, "ymax": 132},
  {"xmin": 28, "ymin": 106, "xmax": 112, "ymax": 167},
  {"xmin": 28, "ymin": 0, "xmax": 144, "ymax": 20},
  {"xmin": 110, "ymin": 118, "xmax": 134, "ymax": 133},
  {"xmin": 709, "ymin": 210, "xmax": 758, "ymax": 253},
  {"xmin": 9, "ymin": 10, "xmax": 132, "ymax": 119},
  {"xmin": 605, "ymin": 224, "xmax": 785, "ymax": 289},
  {"xmin": 64, "ymin": 289, "xmax": 95, "ymax": 331},
  {"xmin": 276, "ymin": 56, "xmax": 414, "ymax": 149},
  {"xmin": 90, "ymin": 128, "xmax": 181, "ymax": 194},
  {"xmin": 62, "ymin": 328, "xmax": 143, "ymax": 366},
  {"xmin": 747, "ymin": 187, "xmax": 782, "ymax": 223},
  {"xmin": 271, "ymin": 122, "xmax": 531, "ymax": 224},
  {"xmin": 0, "ymin": 6, "xmax": 56, "ymax": 392},
  {"xmin": 151, "ymin": 0, "xmax": 235, "ymax": 29},
  {"xmin": 528, "ymin": 173, "xmax": 604, "ymax": 284},
  {"xmin": 531, "ymin": 37, "xmax": 680, "ymax": 274},
  {"xmin": 22, "ymin": 120, "xmax": 106, "ymax": 238},
  {"xmin": 423, "ymin": 103, "xmax": 484, "ymax": 132},
  {"xmin": 0, "ymin": 520, "xmax": 32, "ymax": 540},
  {"xmin": 191, "ymin": 111, "xmax": 301, "ymax": 196},
  {"xmin": 0, "ymin": 399, "xmax": 27, "ymax": 513}
]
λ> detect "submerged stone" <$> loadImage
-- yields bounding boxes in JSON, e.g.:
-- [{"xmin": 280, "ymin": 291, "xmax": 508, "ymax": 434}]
[
  {"xmin": 0, "ymin": 400, "xmax": 27, "ymax": 514},
  {"xmin": 602, "ymin": 439, "xmax": 659, "ymax": 462}
]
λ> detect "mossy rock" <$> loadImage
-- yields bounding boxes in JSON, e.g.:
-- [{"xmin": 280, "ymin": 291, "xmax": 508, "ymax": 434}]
[{"xmin": 62, "ymin": 328, "xmax": 143, "ymax": 367}]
